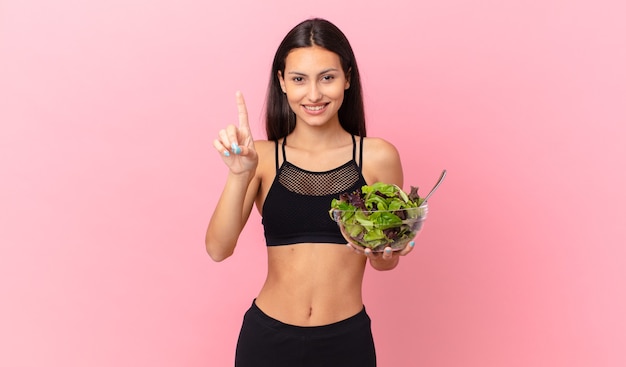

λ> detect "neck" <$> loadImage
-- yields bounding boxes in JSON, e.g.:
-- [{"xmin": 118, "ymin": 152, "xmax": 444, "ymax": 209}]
[{"xmin": 287, "ymin": 124, "xmax": 350, "ymax": 150}]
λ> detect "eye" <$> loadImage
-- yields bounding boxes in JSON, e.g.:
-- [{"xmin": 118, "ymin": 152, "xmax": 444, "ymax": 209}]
[
  {"xmin": 321, "ymin": 75, "xmax": 335, "ymax": 82},
  {"xmin": 292, "ymin": 77, "xmax": 304, "ymax": 83}
]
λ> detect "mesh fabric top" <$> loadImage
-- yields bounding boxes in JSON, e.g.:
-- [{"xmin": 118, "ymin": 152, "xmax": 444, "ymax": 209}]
[{"xmin": 262, "ymin": 136, "xmax": 367, "ymax": 246}]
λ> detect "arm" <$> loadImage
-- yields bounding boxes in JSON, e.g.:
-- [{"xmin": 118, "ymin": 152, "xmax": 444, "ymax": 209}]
[
  {"xmin": 205, "ymin": 92, "xmax": 259, "ymax": 262},
  {"xmin": 368, "ymin": 251, "xmax": 401, "ymax": 271},
  {"xmin": 205, "ymin": 171, "xmax": 259, "ymax": 261},
  {"xmin": 360, "ymin": 137, "xmax": 412, "ymax": 271}
]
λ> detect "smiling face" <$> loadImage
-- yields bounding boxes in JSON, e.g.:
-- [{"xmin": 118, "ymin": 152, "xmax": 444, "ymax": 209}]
[{"xmin": 278, "ymin": 46, "xmax": 350, "ymax": 129}]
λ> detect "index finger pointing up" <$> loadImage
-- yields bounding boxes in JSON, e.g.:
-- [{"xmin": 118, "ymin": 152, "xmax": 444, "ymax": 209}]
[{"xmin": 235, "ymin": 91, "xmax": 250, "ymax": 132}]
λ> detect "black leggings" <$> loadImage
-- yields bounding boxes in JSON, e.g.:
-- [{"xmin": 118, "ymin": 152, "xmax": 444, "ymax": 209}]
[{"xmin": 235, "ymin": 300, "xmax": 376, "ymax": 367}]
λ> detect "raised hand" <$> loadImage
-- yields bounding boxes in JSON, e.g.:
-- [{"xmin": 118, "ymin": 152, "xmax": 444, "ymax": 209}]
[{"xmin": 213, "ymin": 91, "xmax": 258, "ymax": 174}]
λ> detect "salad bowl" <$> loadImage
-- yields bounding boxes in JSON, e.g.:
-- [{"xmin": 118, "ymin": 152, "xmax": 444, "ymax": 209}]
[
  {"xmin": 329, "ymin": 172, "xmax": 445, "ymax": 252},
  {"xmin": 331, "ymin": 205, "xmax": 428, "ymax": 252}
]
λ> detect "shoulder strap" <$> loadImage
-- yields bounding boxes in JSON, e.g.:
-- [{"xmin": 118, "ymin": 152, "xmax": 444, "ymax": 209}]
[
  {"xmin": 281, "ymin": 136, "xmax": 288, "ymax": 164},
  {"xmin": 353, "ymin": 135, "xmax": 364, "ymax": 168},
  {"xmin": 274, "ymin": 140, "xmax": 280, "ymax": 172},
  {"xmin": 359, "ymin": 136, "xmax": 364, "ymax": 168}
]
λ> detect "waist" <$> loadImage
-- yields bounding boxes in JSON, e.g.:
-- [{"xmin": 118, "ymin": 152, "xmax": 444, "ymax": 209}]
[
  {"xmin": 246, "ymin": 299, "xmax": 370, "ymax": 334},
  {"xmin": 256, "ymin": 244, "xmax": 367, "ymax": 325}
]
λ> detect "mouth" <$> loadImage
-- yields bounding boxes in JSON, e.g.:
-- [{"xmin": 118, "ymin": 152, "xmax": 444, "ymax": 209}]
[{"xmin": 302, "ymin": 103, "xmax": 330, "ymax": 113}]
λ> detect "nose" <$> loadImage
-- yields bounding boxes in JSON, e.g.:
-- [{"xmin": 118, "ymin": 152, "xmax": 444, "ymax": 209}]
[{"xmin": 307, "ymin": 82, "xmax": 323, "ymax": 102}]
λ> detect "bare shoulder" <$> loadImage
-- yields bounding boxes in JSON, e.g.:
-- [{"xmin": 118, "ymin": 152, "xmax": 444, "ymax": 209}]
[
  {"xmin": 254, "ymin": 139, "xmax": 276, "ymax": 169},
  {"xmin": 361, "ymin": 137, "xmax": 403, "ymax": 186},
  {"xmin": 362, "ymin": 137, "xmax": 400, "ymax": 160},
  {"xmin": 254, "ymin": 139, "xmax": 275, "ymax": 155},
  {"xmin": 253, "ymin": 139, "xmax": 278, "ymax": 180}
]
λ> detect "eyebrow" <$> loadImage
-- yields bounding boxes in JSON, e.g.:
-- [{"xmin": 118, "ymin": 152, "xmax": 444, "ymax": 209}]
[{"xmin": 287, "ymin": 68, "xmax": 339, "ymax": 76}]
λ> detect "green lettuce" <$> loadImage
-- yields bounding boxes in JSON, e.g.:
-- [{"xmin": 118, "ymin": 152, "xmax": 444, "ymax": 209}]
[{"xmin": 329, "ymin": 183, "xmax": 425, "ymax": 249}]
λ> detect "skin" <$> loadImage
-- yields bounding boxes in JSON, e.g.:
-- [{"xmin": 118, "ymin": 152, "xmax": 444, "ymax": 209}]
[{"xmin": 206, "ymin": 46, "xmax": 414, "ymax": 326}]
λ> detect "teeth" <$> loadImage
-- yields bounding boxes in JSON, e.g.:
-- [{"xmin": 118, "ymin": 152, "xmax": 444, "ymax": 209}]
[{"xmin": 304, "ymin": 105, "xmax": 325, "ymax": 111}]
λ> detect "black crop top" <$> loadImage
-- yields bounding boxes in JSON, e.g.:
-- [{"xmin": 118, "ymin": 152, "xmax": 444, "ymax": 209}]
[{"xmin": 262, "ymin": 135, "xmax": 368, "ymax": 246}]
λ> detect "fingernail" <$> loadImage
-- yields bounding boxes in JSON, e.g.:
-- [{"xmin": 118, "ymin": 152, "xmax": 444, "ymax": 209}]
[
  {"xmin": 384, "ymin": 248, "xmax": 392, "ymax": 254},
  {"xmin": 223, "ymin": 150, "xmax": 230, "ymax": 157},
  {"xmin": 231, "ymin": 142, "xmax": 241, "ymax": 154},
  {"xmin": 409, "ymin": 241, "xmax": 415, "ymax": 248}
]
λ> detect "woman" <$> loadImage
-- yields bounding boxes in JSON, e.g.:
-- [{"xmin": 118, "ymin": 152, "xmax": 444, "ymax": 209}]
[{"xmin": 206, "ymin": 18, "xmax": 415, "ymax": 367}]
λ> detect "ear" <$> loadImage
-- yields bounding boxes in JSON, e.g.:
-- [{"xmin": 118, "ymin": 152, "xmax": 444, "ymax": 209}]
[
  {"xmin": 278, "ymin": 70, "xmax": 287, "ymax": 93},
  {"xmin": 345, "ymin": 67, "xmax": 352, "ymax": 90}
]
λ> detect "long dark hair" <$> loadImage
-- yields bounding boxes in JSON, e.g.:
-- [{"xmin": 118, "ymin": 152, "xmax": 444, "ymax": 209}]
[{"xmin": 265, "ymin": 18, "xmax": 366, "ymax": 140}]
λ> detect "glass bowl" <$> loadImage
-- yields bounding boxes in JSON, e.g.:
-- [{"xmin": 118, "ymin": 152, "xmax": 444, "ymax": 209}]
[{"xmin": 330, "ymin": 205, "xmax": 428, "ymax": 252}]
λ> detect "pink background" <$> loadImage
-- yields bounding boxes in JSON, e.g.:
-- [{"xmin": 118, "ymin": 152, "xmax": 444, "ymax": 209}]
[{"xmin": 2, "ymin": 1, "xmax": 625, "ymax": 366}]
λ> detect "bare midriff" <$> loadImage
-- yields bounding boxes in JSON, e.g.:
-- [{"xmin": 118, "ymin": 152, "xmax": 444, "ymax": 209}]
[{"xmin": 254, "ymin": 243, "xmax": 367, "ymax": 327}]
